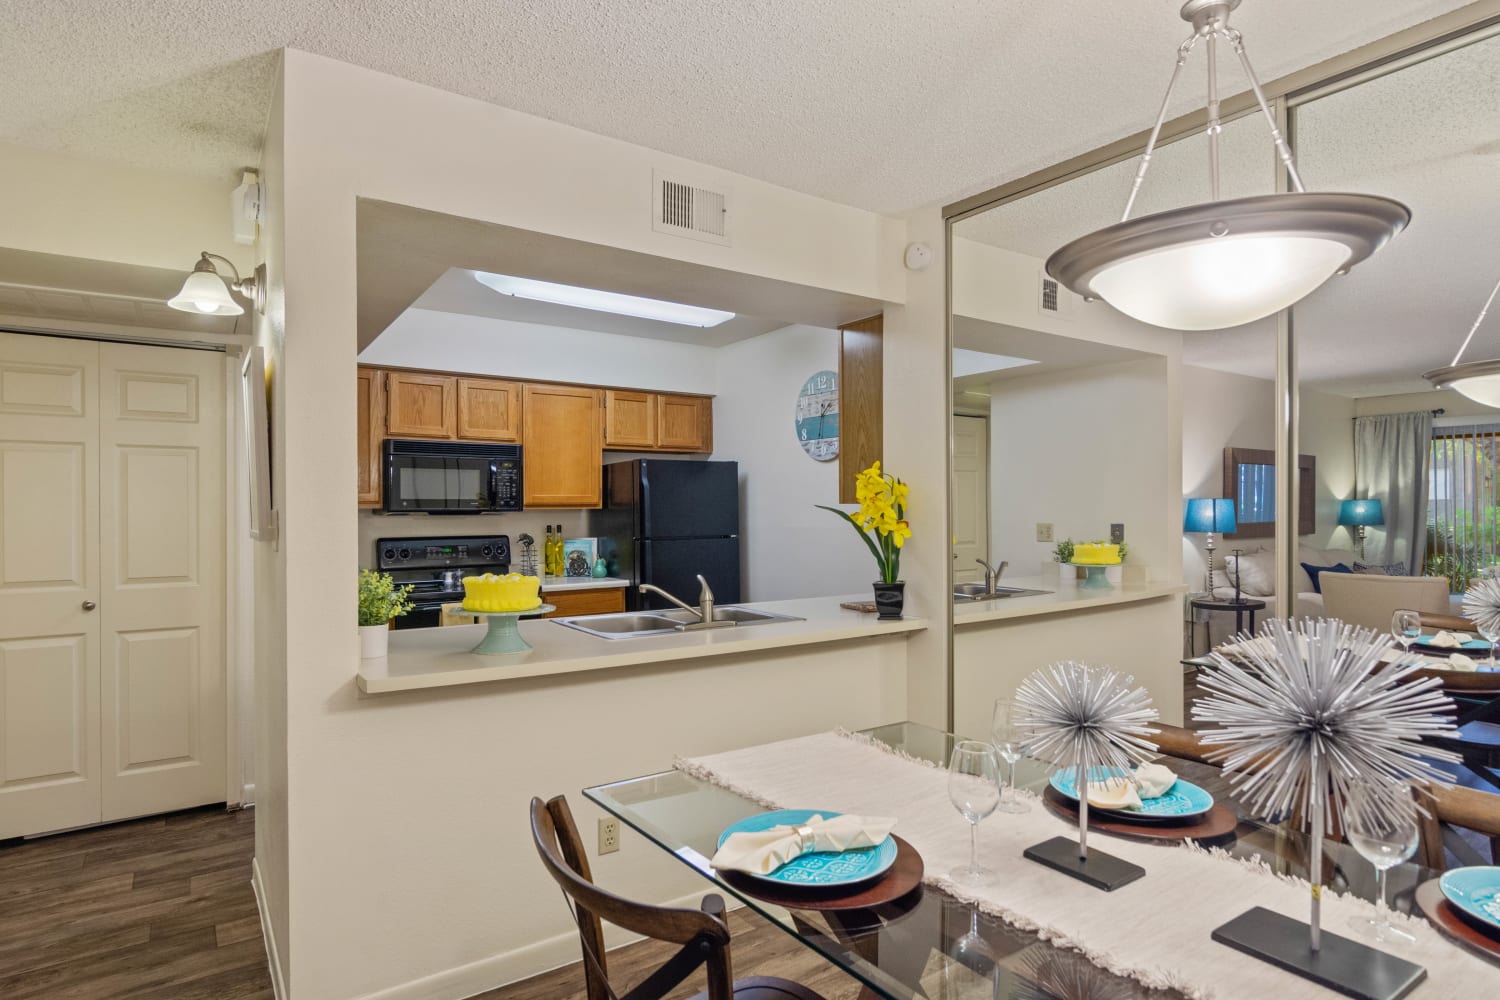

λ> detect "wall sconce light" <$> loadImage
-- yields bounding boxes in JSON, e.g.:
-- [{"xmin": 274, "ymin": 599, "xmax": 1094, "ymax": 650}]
[
  {"xmin": 168, "ymin": 252, "xmax": 264, "ymax": 316},
  {"xmin": 1338, "ymin": 498, "xmax": 1384, "ymax": 559}
]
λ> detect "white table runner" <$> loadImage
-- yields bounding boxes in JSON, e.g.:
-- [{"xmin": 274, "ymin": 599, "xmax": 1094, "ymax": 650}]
[{"xmin": 677, "ymin": 730, "xmax": 1499, "ymax": 1000}]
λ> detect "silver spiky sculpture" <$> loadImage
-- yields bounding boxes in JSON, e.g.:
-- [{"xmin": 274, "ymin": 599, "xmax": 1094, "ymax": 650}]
[
  {"xmin": 1462, "ymin": 573, "xmax": 1500, "ymax": 638},
  {"xmin": 1016, "ymin": 661, "xmax": 1159, "ymax": 860},
  {"xmin": 1194, "ymin": 618, "xmax": 1457, "ymax": 952}
]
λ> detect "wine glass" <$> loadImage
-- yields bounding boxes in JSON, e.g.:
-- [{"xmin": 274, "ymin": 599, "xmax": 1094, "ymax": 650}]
[
  {"xmin": 991, "ymin": 698, "xmax": 1030, "ymax": 814},
  {"xmin": 1346, "ymin": 782, "xmax": 1419, "ymax": 944},
  {"xmin": 948, "ymin": 740, "xmax": 1001, "ymax": 885},
  {"xmin": 1390, "ymin": 609, "xmax": 1421, "ymax": 666},
  {"xmin": 946, "ymin": 905, "xmax": 998, "ymax": 995}
]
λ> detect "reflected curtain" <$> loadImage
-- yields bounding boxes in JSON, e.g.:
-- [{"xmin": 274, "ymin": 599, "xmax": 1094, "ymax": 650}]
[{"xmin": 1354, "ymin": 411, "xmax": 1433, "ymax": 570}]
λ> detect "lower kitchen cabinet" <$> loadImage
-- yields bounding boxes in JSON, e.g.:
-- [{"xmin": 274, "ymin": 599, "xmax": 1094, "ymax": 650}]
[{"xmin": 542, "ymin": 587, "xmax": 626, "ymax": 618}]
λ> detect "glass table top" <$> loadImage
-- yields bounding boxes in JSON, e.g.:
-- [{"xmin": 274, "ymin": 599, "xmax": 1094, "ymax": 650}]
[{"xmin": 584, "ymin": 722, "xmax": 1438, "ymax": 1000}]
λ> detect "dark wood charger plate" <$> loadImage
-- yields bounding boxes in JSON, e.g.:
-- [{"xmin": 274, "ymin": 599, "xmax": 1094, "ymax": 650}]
[
  {"xmin": 1415, "ymin": 878, "xmax": 1500, "ymax": 962},
  {"xmin": 1041, "ymin": 785, "xmax": 1238, "ymax": 842},
  {"xmin": 717, "ymin": 833, "xmax": 923, "ymax": 912}
]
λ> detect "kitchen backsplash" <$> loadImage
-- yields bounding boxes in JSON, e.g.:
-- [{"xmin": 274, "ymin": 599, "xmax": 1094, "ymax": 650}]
[{"xmin": 358, "ymin": 510, "xmax": 590, "ymax": 569}]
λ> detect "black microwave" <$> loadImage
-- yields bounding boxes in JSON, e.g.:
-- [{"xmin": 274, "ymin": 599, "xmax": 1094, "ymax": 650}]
[{"xmin": 382, "ymin": 439, "xmax": 523, "ymax": 513}]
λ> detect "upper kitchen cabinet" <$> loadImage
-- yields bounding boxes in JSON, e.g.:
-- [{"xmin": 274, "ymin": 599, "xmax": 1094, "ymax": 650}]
[
  {"xmin": 357, "ymin": 366, "xmax": 385, "ymax": 508},
  {"xmin": 656, "ymin": 393, "xmax": 712, "ymax": 453},
  {"xmin": 603, "ymin": 390, "xmax": 657, "ymax": 450},
  {"xmin": 386, "ymin": 372, "xmax": 456, "ymax": 438},
  {"xmin": 523, "ymin": 384, "xmax": 603, "ymax": 508},
  {"xmin": 456, "ymin": 377, "xmax": 523, "ymax": 442}
]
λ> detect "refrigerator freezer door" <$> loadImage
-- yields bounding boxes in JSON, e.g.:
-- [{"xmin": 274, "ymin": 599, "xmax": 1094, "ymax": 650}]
[
  {"xmin": 634, "ymin": 537, "xmax": 742, "ymax": 611},
  {"xmin": 639, "ymin": 460, "xmax": 740, "ymax": 539}
]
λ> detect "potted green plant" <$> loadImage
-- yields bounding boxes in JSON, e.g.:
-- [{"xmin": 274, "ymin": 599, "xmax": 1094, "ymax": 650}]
[
  {"xmin": 817, "ymin": 461, "xmax": 911, "ymax": 620},
  {"xmin": 358, "ymin": 568, "xmax": 414, "ymax": 658}
]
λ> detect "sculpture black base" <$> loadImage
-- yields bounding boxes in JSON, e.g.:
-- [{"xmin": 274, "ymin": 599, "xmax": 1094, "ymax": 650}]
[
  {"xmin": 1022, "ymin": 836, "xmax": 1145, "ymax": 891},
  {"xmin": 1211, "ymin": 907, "xmax": 1426, "ymax": 1000}
]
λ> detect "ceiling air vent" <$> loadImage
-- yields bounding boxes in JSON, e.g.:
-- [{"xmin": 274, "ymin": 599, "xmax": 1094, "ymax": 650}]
[
  {"xmin": 653, "ymin": 171, "xmax": 731, "ymax": 246},
  {"xmin": 1038, "ymin": 273, "xmax": 1072, "ymax": 320}
]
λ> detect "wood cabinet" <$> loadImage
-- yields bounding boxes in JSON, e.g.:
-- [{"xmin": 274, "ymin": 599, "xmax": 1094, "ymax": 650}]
[
  {"xmin": 838, "ymin": 314, "xmax": 883, "ymax": 503},
  {"xmin": 356, "ymin": 366, "xmax": 385, "ymax": 508},
  {"xmin": 540, "ymin": 586, "xmax": 627, "ymax": 619},
  {"xmin": 386, "ymin": 372, "xmax": 456, "ymax": 438},
  {"xmin": 656, "ymin": 393, "xmax": 712, "ymax": 452},
  {"xmin": 456, "ymin": 377, "xmax": 522, "ymax": 442},
  {"xmin": 603, "ymin": 390, "xmax": 657, "ymax": 449},
  {"xmin": 522, "ymin": 384, "xmax": 603, "ymax": 508}
]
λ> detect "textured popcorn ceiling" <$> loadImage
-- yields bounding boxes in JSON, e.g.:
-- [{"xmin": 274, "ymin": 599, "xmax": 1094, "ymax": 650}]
[
  {"xmin": 0, "ymin": 0, "xmax": 1472, "ymax": 212},
  {"xmin": 956, "ymin": 29, "xmax": 1500, "ymax": 397}
]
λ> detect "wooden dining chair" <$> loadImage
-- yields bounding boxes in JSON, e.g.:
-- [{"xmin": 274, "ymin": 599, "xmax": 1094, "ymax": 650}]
[{"xmin": 530, "ymin": 795, "xmax": 828, "ymax": 1000}]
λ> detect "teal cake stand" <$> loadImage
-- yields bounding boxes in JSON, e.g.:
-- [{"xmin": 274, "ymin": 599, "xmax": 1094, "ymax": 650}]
[
  {"xmin": 466, "ymin": 605, "xmax": 555, "ymax": 655},
  {"xmin": 1072, "ymin": 564, "xmax": 1118, "ymax": 590}
]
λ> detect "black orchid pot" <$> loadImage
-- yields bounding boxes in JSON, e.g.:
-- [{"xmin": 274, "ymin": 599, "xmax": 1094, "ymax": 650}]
[{"xmin": 872, "ymin": 581, "xmax": 905, "ymax": 620}]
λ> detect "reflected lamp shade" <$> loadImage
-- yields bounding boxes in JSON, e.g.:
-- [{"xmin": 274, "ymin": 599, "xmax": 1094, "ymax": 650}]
[
  {"xmin": 1338, "ymin": 498, "xmax": 1384, "ymax": 528},
  {"xmin": 1184, "ymin": 498, "xmax": 1237, "ymax": 535}
]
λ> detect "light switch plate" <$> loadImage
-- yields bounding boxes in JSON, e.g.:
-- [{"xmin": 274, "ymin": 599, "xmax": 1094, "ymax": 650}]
[
  {"xmin": 1036, "ymin": 523, "xmax": 1054, "ymax": 543},
  {"xmin": 1110, "ymin": 523, "xmax": 1125, "ymax": 544}
]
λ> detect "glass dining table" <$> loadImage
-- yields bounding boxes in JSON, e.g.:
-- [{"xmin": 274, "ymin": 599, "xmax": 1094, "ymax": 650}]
[{"xmin": 584, "ymin": 722, "xmax": 1438, "ymax": 1000}]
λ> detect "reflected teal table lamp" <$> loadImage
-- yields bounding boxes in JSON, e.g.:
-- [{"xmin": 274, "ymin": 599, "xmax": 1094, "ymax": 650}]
[
  {"xmin": 1184, "ymin": 498, "xmax": 1237, "ymax": 595},
  {"xmin": 1338, "ymin": 498, "xmax": 1384, "ymax": 560}
]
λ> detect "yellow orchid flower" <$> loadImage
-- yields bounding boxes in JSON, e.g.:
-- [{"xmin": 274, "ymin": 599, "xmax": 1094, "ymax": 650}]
[{"xmin": 889, "ymin": 520, "xmax": 912, "ymax": 548}]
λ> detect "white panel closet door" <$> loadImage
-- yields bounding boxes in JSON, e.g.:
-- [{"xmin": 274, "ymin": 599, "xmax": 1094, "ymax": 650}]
[
  {"xmin": 0, "ymin": 333, "xmax": 102, "ymax": 838},
  {"xmin": 952, "ymin": 415, "xmax": 990, "ymax": 585},
  {"xmin": 98, "ymin": 343, "xmax": 225, "ymax": 821}
]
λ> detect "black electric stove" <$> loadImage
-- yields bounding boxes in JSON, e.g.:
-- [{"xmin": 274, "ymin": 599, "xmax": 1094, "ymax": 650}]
[{"xmin": 375, "ymin": 535, "xmax": 510, "ymax": 629}]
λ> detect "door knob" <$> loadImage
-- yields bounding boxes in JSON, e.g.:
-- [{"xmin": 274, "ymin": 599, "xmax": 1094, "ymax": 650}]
[{"xmin": 81, "ymin": 601, "xmax": 97, "ymax": 611}]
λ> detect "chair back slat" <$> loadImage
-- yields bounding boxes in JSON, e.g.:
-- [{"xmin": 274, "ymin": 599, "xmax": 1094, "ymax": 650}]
[{"xmin": 530, "ymin": 796, "xmax": 734, "ymax": 1000}]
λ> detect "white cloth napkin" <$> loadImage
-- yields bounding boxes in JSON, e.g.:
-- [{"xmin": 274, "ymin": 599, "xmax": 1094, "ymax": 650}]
[
  {"xmin": 710, "ymin": 813, "xmax": 896, "ymax": 875},
  {"xmin": 1427, "ymin": 630, "xmax": 1470, "ymax": 648},
  {"xmin": 1447, "ymin": 652, "xmax": 1479, "ymax": 672},
  {"xmin": 1084, "ymin": 763, "xmax": 1178, "ymax": 811}
]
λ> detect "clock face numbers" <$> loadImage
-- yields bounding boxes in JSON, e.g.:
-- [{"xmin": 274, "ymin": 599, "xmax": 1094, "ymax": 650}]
[{"xmin": 796, "ymin": 369, "xmax": 839, "ymax": 463}]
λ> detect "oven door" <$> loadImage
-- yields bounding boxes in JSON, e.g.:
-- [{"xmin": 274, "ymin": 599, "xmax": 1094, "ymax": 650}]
[
  {"xmin": 395, "ymin": 599, "xmax": 453, "ymax": 629},
  {"xmin": 384, "ymin": 445, "xmax": 494, "ymax": 513}
]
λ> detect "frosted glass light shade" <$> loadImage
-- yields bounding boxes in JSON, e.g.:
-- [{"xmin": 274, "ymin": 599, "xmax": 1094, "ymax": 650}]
[
  {"xmin": 1425, "ymin": 360, "xmax": 1500, "ymax": 407},
  {"xmin": 474, "ymin": 272, "xmax": 734, "ymax": 327},
  {"xmin": 1089, "ymin": 235, "xmax": 1350, "ymax": 330},
  {"xmin": 168, "ymin": 270, "xmax": 243, "ymax": 315},
  {"xmin": 1047, "ymin": 193, "xmax": 1409, "ymax": 332}
]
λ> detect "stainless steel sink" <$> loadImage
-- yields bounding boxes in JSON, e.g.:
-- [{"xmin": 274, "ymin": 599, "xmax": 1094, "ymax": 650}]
[
  {"xmin": 953, "ymin": 584, "xmax": 1053, "ymax": 602},
  {"xmin": 655, "ymin": 606, "xmax": 802, "ymax": 626},
  {"xmin": 554, "ymin": 605, "xmax": 804, "ymax": 639}
]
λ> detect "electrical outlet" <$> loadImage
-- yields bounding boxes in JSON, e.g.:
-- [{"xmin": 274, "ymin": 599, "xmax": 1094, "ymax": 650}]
[
  {"xmin": 1036, "ymin": 523, "xmax": 1054, "ymax": 543},
  {"xmin": 597, "ymin": 817, "xmax": 620, "ymax": 855},
  {"xmin": 1110, "ymin": 523, "xmax": 1125, "ymax": 545}
]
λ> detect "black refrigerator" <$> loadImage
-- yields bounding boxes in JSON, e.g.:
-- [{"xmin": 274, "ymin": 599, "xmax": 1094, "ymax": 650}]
[{"xmin": 590, "ymin": 459, "xmax": 741, "ymax": 612}]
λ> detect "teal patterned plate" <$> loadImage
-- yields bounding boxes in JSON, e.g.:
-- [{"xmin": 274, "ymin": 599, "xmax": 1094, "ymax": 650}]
[
  {"xmin": 1439, "ymin": 866, "xmax": 1500, "ymax": 934},
  {"xmin": 716, "ymin": 809, "xmax": 897, "ymax": 887},
  {"xmin": 1049, "ymin": 767, "xmax": 1215, "ymax": 824}
]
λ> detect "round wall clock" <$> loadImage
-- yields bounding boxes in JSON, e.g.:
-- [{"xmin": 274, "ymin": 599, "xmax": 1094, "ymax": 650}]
[{"xmin": 795, "ymin": 369, "xmax": 839, "ymax": 462}]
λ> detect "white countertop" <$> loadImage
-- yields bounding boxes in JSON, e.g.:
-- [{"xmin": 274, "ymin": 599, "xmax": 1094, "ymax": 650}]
[
  {"xmin": 540, "ymin": 576, "xmax": 628, "ymax": 591},
  {"xmin": 953, "ymin": 576, "xmax": 1186, "ymax": 627},
  {"xmin": 358, "ymin": 595, "xmax": 927, "ymax": 694}
]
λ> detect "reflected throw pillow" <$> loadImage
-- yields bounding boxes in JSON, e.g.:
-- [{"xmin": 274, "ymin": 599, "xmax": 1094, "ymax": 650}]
[
  {"xmin": 1353, "ymin": 561, "xmax": 1409, "ymax": 577},
  {"xmin": 1300, "ymin": 561, "xmax": 1354, "ymax": 594}
]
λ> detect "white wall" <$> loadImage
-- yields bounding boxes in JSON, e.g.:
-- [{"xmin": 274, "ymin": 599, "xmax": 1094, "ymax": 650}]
[
  {"xmin": 712, "ymin": 324, "xmax": 872, "ymax": 601},
  {"xmin": 0, "ymin": 141, "xmax": 252, "ymax": 273},
  {"xmin": 988, "ymin": 358, "xmax": 1175, "ymax": 583},
  {"xmin": 1180, "ymin": 365, "xmax": 1357, "ymax": 588},
  {"xmin": 260, "ymin": 46, "xmax": 914, "ymax": 999},
  {"xmin": 1356, "ymin": 388, "xmax": 1499, "ymax": 420},
  {"xmin": 359, "ymin": 308, "xmax": 718, "ymax": 394}
]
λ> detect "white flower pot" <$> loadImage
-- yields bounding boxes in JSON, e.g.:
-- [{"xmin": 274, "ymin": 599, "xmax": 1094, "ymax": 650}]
[
  {"xmin": 359, "ymin": 623, "xmax": 389, "ymax": 659},
  {"xmin": 1058, "ymin": 563, "xmax": 1077, "ymax": 587}
]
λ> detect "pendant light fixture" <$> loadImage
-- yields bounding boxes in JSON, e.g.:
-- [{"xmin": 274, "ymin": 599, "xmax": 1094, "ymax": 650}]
[
  {"xmin": 1046, "ymin": 0, "xmax": 1410, "ymax": 332},
  {"xmin": 167, "ymin": 251, "xmax": 263, "ymax": 316},
  {"xmin": 1423, "ymin": 270, "xmax": 1500, "ymax": 405}
]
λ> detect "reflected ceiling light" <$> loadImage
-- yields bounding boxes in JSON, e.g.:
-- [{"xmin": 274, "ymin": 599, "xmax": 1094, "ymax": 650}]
[
  {"xmin": 1423, "ymin": 270, "xmax": 1500, "ymax": 406},
  {"xmin": 167, "ymin": 251, "xmax": 263, "ymax": 316},
  {"xmin": 1046, "ymin": 0, "xmax": 1409, "ymax": 332},
  {"xmin": 473, "ymin": 272, "xmax": 734, "ymax": 327}
]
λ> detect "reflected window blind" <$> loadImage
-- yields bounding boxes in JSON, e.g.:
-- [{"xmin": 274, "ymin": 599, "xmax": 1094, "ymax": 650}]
[{"xmin": 1427, "ymin": 424, "xmax": 1500, "ymax": 591}]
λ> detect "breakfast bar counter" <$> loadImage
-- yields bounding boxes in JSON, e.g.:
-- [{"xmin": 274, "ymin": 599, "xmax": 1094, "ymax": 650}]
[{"xmin": 357, "ymin": 595, "xmax": 928, "ymax": 694}]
